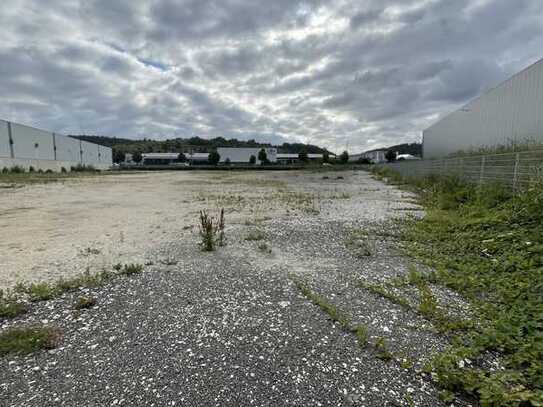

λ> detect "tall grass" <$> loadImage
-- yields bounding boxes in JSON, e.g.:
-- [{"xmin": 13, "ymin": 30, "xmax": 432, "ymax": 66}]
[{"xmin": 372, "ymin": 165, "xmax": 543, "ymax": 405}]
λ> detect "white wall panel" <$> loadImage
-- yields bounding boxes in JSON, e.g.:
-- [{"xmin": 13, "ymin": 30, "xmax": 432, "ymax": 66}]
[
  {"xmin": 424, "ymin": 59, "xmax": 543, "ymax": 158},
  {"xmin": 0, "ymin": 120, "xmax": 10, "ymax": 158},
  {"xmin": 11, "ymin": 122, "xmax": 55, "ymax": 160},
  {"xmin": 99, "ymin": 145, "xmax": 112, "ymax": 164},
  {"xmin": 81, "ymin": 140, "xmax": 100, "ymax": 165},
  {"xmin": 55, "ymin": 135, "xmax": 82, "ymax": 162}
]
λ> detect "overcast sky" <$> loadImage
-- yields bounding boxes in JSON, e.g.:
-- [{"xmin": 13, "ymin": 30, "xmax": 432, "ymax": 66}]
[{"xmin": 1, "ymin": 0, "xmax": 542, "ymax": 153}]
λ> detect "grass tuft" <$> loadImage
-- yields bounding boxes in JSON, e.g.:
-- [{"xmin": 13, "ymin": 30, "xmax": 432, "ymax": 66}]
[
  {"xmin": 0, "ymin": 326, "xmax": 62, "ymax": 356},
  {"xmin": 120, "ymin": 263, "xmax": 143, "ymax": 276}
]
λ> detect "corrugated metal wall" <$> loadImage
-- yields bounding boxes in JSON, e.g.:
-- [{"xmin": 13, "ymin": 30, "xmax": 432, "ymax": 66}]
[
  {"xmin": 0, "ymin": 121, "xmax": 10, "ymax": 158},
  {"xmin": 0, "ymin": 119, "xmax": 112, "ymax": 170},
  {"xmin": 55, "ymin": 134, "xmax": 82, "ymax": 162},
  {"xmin": 424, "ymin": 58, "xmax": 543, "ymax": 159}
]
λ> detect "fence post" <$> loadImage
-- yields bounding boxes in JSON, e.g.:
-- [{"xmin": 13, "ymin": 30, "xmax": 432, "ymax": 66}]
[
  {"xmin": 513, "ymin": 153, "xmax": 520, "ymax": 192},
  {"xmin": 479, "ymin": 156, "xmax": 486, "ymax": 186}
]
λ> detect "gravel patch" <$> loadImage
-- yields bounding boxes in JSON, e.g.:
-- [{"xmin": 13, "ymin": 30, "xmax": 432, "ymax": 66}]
[{"xmin": 0, "ymin": 170, "xmax": 472, "ymax": 406}]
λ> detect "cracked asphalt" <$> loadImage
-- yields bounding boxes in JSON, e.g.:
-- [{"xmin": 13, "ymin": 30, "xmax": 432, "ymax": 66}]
[{"xmin": 0, "ymin": 170, "xmax": 469, "ymax": 406}]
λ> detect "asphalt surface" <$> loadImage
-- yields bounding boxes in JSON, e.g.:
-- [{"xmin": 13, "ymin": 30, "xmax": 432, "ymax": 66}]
[{"xmin": 0, "ymin": 171, "xmax": 468, "ymax": 406}]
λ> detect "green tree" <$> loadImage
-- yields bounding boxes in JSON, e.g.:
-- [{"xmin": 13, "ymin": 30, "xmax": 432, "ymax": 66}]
[
  {"xmin": 132, "ymin": 151, "xmax": 142, "ymax": 164},
  {"xmin": 249, "ymin": 155, "xmax": 256, "ymax": 164},
  {"xmin": 177, "ymin": 153, "xmax": 187, "ymax": 163},
  {"xmin": 208, "ymin": 151, "xmax": 220, "ymax": 165},
  {"xmin": 339, "ymin": 150, "xmax": 349, "ymax": 164},
  {"xmin": 112, "ymin": 149, "xmax": 125, "ymax": 163},
  {"xmin": 298, "ymin": 151, "xmax": 308, "ymax": 163},
  {"xmin": 385, "ymin": 150, "xmax": 397, "ymax": 162},
  {"xmin": 322, "ymin": 151, "xmax": 330, "ymax": 163},
  {"xmin": 258, "ymin": 149, "xmax": 268, "ymax": 164}
]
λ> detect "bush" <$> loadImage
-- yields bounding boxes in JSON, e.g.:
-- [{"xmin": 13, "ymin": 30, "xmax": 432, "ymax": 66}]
[
  {"xmin": 208, "ymin": 151, "xmax": 220, "ymax": 166},
  {"xmin": 28, "ymin": 166, "xmax": 35, "ymax": 172},
  {"xmin": 10, "ymin": 166, "xmax": 25, "ymax": 174},
  {"xmin": 61, "ymin": 167, "xmax": 67, "ymax": 173},
  {"xmin": 249, "ymin": 155, "xmax": 256, "ymax": 165}
]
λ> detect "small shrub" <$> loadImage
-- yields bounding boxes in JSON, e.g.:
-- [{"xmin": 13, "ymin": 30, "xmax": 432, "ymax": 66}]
[
  {"xmin": 113, "ymin": 263, "xmax": 122, "ymax": 271},
  {"xmin": 0, "ymin": 326, "xmax": 62, "ymax": 355},
  {"xmin": 61, "ymin": 167, "xmax": 67, "ymax": 173},
  {"xmin": 120, "ymin": 263, "xmax": 143, "ymax": 276},
  {"xmin": 74, "ymin": 296, "xmax": 97, "ymax": 310},
  {"xmin": 1, "ymin": 167, "xmax": 8, "ymax": 174},
  {"xmin": 10, "ymin": 166, "xmax": 25, "ymax": 174},
  {"xmin": 28, "ymin": 166, "xmax": 35, "ymax": 172},
  {"xmin": 45, "ymin": 169, "xmax": 53, "ymax": 174}
]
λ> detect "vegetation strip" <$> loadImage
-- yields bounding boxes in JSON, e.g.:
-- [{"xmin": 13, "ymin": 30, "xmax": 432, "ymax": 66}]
[
  {"xmin": 0, "ymin": 326, "xmax": 62, "ymax": 356},
  {"xmin": 289, "ymin": 275, "xmax": 409, "ymax": 368},
  {"xmin": 371, "ymin": 165, "xmax": 543, "ymax": 405},
  {"xmin": 1, "ymin": 264, "xmax": 144, "ymax": 320}
]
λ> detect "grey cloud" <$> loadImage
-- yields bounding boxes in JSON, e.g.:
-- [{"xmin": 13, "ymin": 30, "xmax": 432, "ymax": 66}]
[{"xmin": 0, "ymin": 0, "xmax": 543, "ymax": 153}]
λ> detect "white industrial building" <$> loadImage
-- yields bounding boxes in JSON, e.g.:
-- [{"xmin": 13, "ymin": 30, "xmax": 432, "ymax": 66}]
[
  {"xmin": 350, "ymin": 149, "xmax": 387, "ymax": 163},
  {"xmin": 217, "ymin": 147, "xmax": 277, "ymax": 164},
  {"xmin": 0, "ymin": 119, "xmax": 112, "ymax": 171},
  {"xmin": 423, "ymin": 58, "xmax": 543, "ymax": 159}
]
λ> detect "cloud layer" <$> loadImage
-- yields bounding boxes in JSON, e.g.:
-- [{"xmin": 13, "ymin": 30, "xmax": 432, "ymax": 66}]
[{"xmin": 1, "ymin": 0, "xmax": 542, "ymax": 152}]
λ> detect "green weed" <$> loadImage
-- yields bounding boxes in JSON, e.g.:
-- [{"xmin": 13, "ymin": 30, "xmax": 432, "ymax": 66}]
[{"xmin": 0, "ymin": 326, "xmax": 62, "ymax": 355}]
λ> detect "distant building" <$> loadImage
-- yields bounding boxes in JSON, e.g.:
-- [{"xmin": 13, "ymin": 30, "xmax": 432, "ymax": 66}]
[
  {"xmin": 423, "ymin": 58, "xmax": 543, "ymax": 158},
  {"xmin": 396, "ymin": 154, "xmax": 420, "ymax": 161},
  {"xmin": 276, "ymin": 153, "xmax": 331, "ymax": 164},
  {"xmin": 217, "ymin": 147, "xmax": 277, "ymax": 164},
  {"xmin": 350, "ymin": 149, "xmax": 387, "ymax": 164},
  {"xmin": 141, "ymin": 153, "xmax": 181, "ymax": 165}
]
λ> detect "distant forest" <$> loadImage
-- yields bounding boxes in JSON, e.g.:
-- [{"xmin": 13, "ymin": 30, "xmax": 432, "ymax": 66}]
[{"xmin": 70, "ymin": 135, "xmax": 333, "ymax": 163}]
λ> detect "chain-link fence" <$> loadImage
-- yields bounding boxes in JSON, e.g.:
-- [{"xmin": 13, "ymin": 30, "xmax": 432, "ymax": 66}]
[{"xmin": 381, "ymin": 149, "xmax": 543, "ymax": 190}]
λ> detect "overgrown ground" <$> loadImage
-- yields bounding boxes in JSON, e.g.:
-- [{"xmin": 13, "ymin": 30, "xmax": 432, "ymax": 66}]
[
  {"xmin": 1, "ymin": 170, "xmax": 460, "ymax": 406},
  {"xmin": 372, "ymin": 166, "xmax": 543, "ymax": 406},
  {"xmin": 4, "ymin": 167, "xmax": 537, "ymax": 405}
]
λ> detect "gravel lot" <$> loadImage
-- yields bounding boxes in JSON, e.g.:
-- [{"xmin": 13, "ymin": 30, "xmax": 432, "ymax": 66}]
[{"xmin": 0, "ymin": 170, "xmax": 468, "ymax": 406}]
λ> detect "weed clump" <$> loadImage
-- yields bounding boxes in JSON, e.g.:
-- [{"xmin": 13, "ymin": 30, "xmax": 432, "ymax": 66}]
[
  {"xmin": 120, "ymin": 263, "xmax": 143, "ymax": 276},
  {"xmin": 0, "ymin": 326, "xmax": 62, "ymax": 355},
  {"xmin": 198, "ymin": 209, "xmax": 226, "ymax": 251},
  {"xmin": 74, "ymin": 296, "xmax": 97, "ymax": 310},
  {"xmin": 0, "ymin": 290, "xmax": 27, "ymax": 318},
  {"xmin": 355, "ymin": 325, "xmax": 368, "ymax": 348}
]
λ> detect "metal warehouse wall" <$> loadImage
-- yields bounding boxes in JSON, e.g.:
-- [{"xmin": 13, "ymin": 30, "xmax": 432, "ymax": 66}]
[
  {"xmin": 424, "ymin": 58, "xmax": 543, "ymax": 159},
  {"xmin": 55, "ymin": 134, "xmax": 81, "ymax": 162},
  {"xmin": 0, "ymin": 121, "xmax": 10, "ymax": 158},
  {"xmin": 11, "ymin": 122, "xmax": 55, "ymax": 160},
  {"xmin": 0, "ymin": 119, "xmax": 112, "ymax": 171}
]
